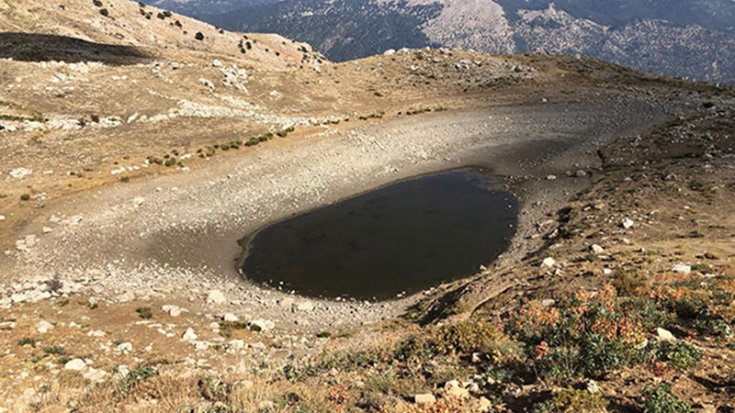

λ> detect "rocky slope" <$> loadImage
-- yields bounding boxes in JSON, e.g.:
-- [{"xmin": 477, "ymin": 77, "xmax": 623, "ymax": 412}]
[
  {"xmin": 184, "ymin": 0, "xmax": 735, "ymax": 85},
  {"xmin": 1, "ymin": 0, "xmax": 734, "ymax": 412}
]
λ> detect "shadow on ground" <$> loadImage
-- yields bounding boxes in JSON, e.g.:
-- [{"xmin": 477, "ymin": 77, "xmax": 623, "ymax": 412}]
[{"xmin": 0, "ymin": 32, "xmax": 151, "ymax": 64}]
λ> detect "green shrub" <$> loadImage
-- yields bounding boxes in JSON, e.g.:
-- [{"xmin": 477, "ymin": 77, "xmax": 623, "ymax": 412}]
[
  {"xmin": 119, "ymin": 365, "xmax": 159, "ymax": 393},
  {"xmin": 18, "ymin": 337, "xmax": 36, "ymax": 347},
  {"xmin": 135, "ymin": 307, "xmax": 153, "ymax": 320},
  {"xmin": 656, "ymin": 342, "xmax": 702, "ymax": 371},
  {"xmin": 533, "ymin": 388, "xmax": 607, "ymax": 413},
  {"xmin": 641, "ymin": 383, "xmax": 691, "ymax": 413},
  {"xmin": 43, "ymin": 346, "xmax": 66, "ymax": 356}
]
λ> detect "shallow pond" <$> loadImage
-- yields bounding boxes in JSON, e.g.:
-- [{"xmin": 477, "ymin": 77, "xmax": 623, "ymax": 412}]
[{"xmin": 241, "ymin": 168, "xmax": 518, "ymax": 300}]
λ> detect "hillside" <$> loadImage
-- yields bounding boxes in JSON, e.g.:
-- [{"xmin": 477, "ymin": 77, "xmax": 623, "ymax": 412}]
[
  {"xmin": 189, "ymin": 0, "xmax": 735, "ymax": 85},
  {"xmin": 1, "ymin": 0, "xmax": 735, "ymax": 412}
]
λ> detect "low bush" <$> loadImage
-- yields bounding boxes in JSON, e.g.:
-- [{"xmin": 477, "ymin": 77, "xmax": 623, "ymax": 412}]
[
  {"xmin": 533, "ymin": 388, "xmax": 607, "ymax": 413},
  {"xmin": 641, "ymin": 383, "xmax": 691, "ymax": 413}
]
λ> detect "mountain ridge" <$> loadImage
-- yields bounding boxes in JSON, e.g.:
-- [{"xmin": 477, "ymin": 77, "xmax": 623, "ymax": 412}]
[{"xmin": 147, "ymin": 0, "xmax": 735, "ymax": 84}]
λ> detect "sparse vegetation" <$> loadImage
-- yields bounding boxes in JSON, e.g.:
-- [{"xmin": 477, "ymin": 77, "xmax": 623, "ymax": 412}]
[{"xmin": 135, "ymin": 306, "xmax": 153, "ymax": 319}]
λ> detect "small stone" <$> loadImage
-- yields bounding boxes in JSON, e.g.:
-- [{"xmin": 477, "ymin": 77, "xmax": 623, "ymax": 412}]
[
  {"xmin": 656, "ymin": 327, "xmax": 677, "ymax": 342},
  {"xmin": 621, "ymin": 218, "xmax": 635, "ymax": 229},
  {"xmin": 84, "ymin": 367, "xmax": 108, "ymax": 383},
  {"xmin": 182, "ymin": 328, "xmax": 198, "ymax": 342},
  {"xmin": 229, "ymin": 339, "xmax": 246, "ymax": 350},
  {"xmin": 132, "ymin": 197, "xmax": 145, "ymax": 207},
  {"xmin": 206, "ymin": 290, "xmax": 226, "ymax": 305},
  {"xmin": 414, "ymin": 393, "xmax": 436, "ymax": 405},
  {"xmin": 546, "ymin": 175, "xmax": 557, "ymax": 180},
  {"xmin": 541, "ymin": 257, "xmax": 556, "ymax": 268},
  {"xmin": 257, "ymin": 401, "xmax": 274, "ymax": 411},
  {"xmin": 591, "ymin": 244, "xmax": 604, "ymax": 254},
  {"xmin": 115, "ymin": 291, "xmax": 135, "ymax": 303},
  {"xmin": 295, "ymin": 301, "xmax": 314, "ymax": 312},
  {"xmin": 672, "ymin": 263, "xmax": 691, "ymax": 274},
  {"xmin": 478, "ymin": 397, "xmax": 492, "ymax": 412},
  {"xmin": 64, "ymin": 358, "xmax": 87, "ymax": 371},
  {"xmin": 248, "ymin": 319, "xmax": 275, "ymax": 332},
  {"xmin": 117, "ymin": 342, "xmax": 133, "ymax": 353},
  {"xmin": 222, "ymin": 313, "xmax": 238, "ymax": 322},
  {"xmin": 541, "ymin": 299, "xmax": 556, "ymax": 307},
  {"xmin": 443, "ymin": 380, "xmax": 469, "ymax": 398},
  {"xmin": 87, "ymin": 330, "xmax": 106, "ymax": 337},
  {"xmin": 0, "ymin": 215, "xmax": 6, "ymax": 222},
  {"xmin": 587, "ymin": 380, "xmax": 601, "ymax": 393},
  {"xmin": 36, "ymin": 320, "xmax": 54, "ymax": 333},
  {"xmin": 278, "ymin": 297, "xmax": 295, "ymax": 308},
  {"xmin": 0, "ymin": 321, "xmax": 16, "ymax": 330},
  {"xmin": 162, "ymin": 305, "xmax": 183, "ymax": 317}
]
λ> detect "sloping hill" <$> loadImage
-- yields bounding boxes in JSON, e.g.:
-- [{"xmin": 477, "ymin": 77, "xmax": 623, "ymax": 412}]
[{"xmin": 0, "ymin": 0, "xmax": 316, "ymax": 68}]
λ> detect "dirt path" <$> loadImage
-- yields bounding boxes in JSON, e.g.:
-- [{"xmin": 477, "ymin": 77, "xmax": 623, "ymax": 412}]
[{"xmin": 0, "ymin": 95, "xmax": 679, "ymax": 331}]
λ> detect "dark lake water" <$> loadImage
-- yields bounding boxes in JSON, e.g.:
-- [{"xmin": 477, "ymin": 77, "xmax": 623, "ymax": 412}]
[{"xmin": 241, "ymin": 168, "xmax": 518, "ymax": 300}]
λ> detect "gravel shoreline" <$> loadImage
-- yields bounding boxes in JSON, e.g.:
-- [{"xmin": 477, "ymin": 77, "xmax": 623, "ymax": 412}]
[{"xmin": 1, "ymin": 95, "xmax": 679, "ymax": 331}]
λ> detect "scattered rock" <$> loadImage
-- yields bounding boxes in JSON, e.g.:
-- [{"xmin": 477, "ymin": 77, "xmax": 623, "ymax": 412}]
[
  {"xmin": 656, "ymin": 327, "xmax": 677, "ymax": 342},
  {"xmin": 621, "ymin": 218, "xmax": 635, "ymax": 229},
  {"xmin": 84, "ymin": 367, "xmax": 108, "ymax": 383},
  {"xmin": 248, "ymin": 319, "xmax": 275, "ymax": 332},
  {"xmin": 182, "ymin": 328, "xmax": 198, "ymax": 342},
  {"xmin": 36, "ymin": 320, "xmax": 54, "ymax": 333},
  {"xmin": 478, "ymin": 397, "xmax": 492, "ymax": 412},
  {"xmin": 443, "ymin": 380, "xmax": 470, "ymax": 399},
  {"xmin": 672, "ymin": 263, "xmax": 691, "ymax": 274},
  {"xmin": 206, "ymin": 290, "xmax": 226, "ymax": 305},
  {"xmin": 587, "ymin": 380, "xmax": 601, "ymax": 393},
  {"xmin": 278, "ymin": 297, "xmax": 295, "ymax": 308},
  {"xmin": 117, "ymin": 342, "xmax": 133, "ymax": 353},
  {"xmin": 414, "ymin": 393, "xmax": 436, "ymax": 405},
  {"xmin": 222, "ymin": 313, "xmax": 238, "ymax": 322},
  {"xmin": 9, "ymin": 168, "xmax": 32, "ymax": 179},
  {"xmin": 295, "ymin": 301, "xmax": 315, "ymax": 312},
  {"xmin": 0, "ymin": 321, "xmax": 16, "ymax": 330},
  {"xmin": 64, "ymin": 358, "xmax": 87, "ymax": 371},
  {"xmin": 162, "ymin": 304, "xmax": 183, "ymax": 317},
  {"xmin": 591, "ymin": 244, "xmax": 604, "ymax": 254},
  {"xmin": 541, "ymin": 257, "xmax": 556, "ymax": 268},
  {"xmin": 115, "ymin": 291, "xmax": 135, "ymax": 303}
]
